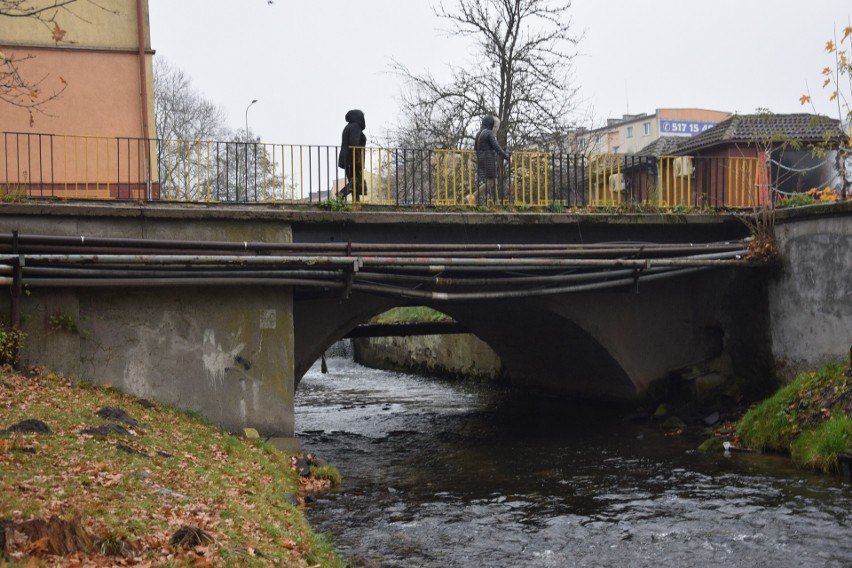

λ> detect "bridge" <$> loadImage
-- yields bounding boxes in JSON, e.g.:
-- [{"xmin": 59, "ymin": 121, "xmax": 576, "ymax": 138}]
[{"xmin": 0, "ymin": 133, "xmax": 849, "ymax": 442}]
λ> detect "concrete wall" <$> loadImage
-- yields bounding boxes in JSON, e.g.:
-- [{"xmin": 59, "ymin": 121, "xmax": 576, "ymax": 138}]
[
  {"xmin": 19, "ymin": 285, "xmax": 295, "ymax": 436},
  {"xmin": 769, "ymin": 208, "xmax": 852, "ymax": 378},
  {"xmin": 0, "ymin": 204, "xmax": 297, "ymax": 437},
  {"xmin": 354, "ymin": 334, "xmax": 502, "ymax": 381}
]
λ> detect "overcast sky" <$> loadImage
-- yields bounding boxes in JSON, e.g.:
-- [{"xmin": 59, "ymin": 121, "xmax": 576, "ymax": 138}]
[{"xmin": 148, "ymin": 0, "xmax": 849, "ymax": 147}]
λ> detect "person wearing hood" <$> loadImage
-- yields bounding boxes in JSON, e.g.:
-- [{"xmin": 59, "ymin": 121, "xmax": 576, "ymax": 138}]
[
  {"xmin": 474, "ymin": 115, "xmax": 511, "ymax": 204},
  {"xmin": 338, "ymin": 109, "xmax": 367, "ymax": 201}
]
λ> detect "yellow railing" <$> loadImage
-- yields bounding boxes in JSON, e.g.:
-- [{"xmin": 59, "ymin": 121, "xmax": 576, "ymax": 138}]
[
  {"xmin": 434, "ymin": 149, "xmax": 477, "ymax": 205},
  {"xmin": 512, "ymin": 151, "xmax": 550, "ymax": 206},
  {"xmin": 658, "ymin": 155, "xmax": 694, "ymax": 207},
  {"xmin": 588, "ymin": 154, "xmax": 624, "ymax": 206},
  {"xmin": 434, "ymin": 149, "xmax": 551, "ymax": 206},
  {"xmin": 1, "ymin": 132, "xmax": 777, "ymax": 209}
]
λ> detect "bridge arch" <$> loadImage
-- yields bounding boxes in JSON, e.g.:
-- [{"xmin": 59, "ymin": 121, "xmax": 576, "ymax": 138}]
[{"xmin": 294, "ymin": 293, "xmax": 637, "ymax": 401}]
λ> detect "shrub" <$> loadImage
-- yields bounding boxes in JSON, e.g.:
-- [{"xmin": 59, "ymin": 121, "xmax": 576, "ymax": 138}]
[{"xmin": 0, "ymin": 323, "xmax": 26, "ymax": 366}]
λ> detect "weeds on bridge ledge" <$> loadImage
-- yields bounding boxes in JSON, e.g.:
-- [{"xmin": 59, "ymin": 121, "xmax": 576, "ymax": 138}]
[
  {"xmin": 319, "ymin": 195, "xmax": 350, "ymax": 212},
  {"xmin": 0, "ymin": 184, "xmax": 31, "ymax": 203}
]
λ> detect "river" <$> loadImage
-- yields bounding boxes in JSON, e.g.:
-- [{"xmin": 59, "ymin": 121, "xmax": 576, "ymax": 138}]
[{"xmin": 295, "ymin": 354, "xmax": 852, "ymax": 568}]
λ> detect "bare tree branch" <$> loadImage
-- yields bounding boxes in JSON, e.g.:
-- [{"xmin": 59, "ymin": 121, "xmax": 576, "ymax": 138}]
[{"xmin": 390, "ymin": 0, "xmax": 582, "ymax": 152}]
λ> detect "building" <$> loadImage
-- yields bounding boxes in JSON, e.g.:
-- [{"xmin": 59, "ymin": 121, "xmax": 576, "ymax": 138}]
[
  {"xmin": 1, "ymin": 0, "xmax": 155, "ymax": 198},
  {"xmin": 673, "ymin": 113, "xmax": 849, "ymax": 198},
  {"xmin": 573, "ymin": 108, "xmax": 731, "ymax": 155}
]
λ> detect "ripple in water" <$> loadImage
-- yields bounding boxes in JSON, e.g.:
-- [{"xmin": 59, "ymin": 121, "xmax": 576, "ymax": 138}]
[{"xmin": 296, "ymin": 357, "xmax": 852, "ymax": 568}]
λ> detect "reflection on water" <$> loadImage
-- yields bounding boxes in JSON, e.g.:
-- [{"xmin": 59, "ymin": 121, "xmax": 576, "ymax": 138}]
[{"xmin": 296, "ymin": 356, "xmax": 852, "ymax": 568}]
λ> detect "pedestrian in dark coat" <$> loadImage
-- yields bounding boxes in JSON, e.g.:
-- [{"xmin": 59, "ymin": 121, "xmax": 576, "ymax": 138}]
[
  {"xmin": 338, "ymin": 109, "xmax": 367, "ymax": 201},
  {"xmin": 474, "ymin": 115, "xmax": 511, "ymax": 203}
]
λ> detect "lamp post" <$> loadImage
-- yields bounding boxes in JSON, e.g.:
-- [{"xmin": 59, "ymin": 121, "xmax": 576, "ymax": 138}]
[{"xmin": 245, "ymin": 99, "xmax": 258, "ymax": 140}]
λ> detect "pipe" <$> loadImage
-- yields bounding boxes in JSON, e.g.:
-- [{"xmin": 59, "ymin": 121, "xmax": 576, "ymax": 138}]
[
  {"xmin": 22, "ymin": 277, "xmax": 347, "ymax": 288},
  {"xmin": 22, "ymin": 266, "xmax": 347, "ymax": 279},
  {"xmin": 136, "ymin": 0, "xmax": 153, "ymax": 195},
  {"xmin": 349, "ymin": 267, "xmax": 708, "ymax": 302},
  {"xmin": 0, "ymin": 232, "xmax": 747, "ymax": 255},
  {"xmin": 12, "ymin": 250, "xmax": 748, "ymax": 267}
]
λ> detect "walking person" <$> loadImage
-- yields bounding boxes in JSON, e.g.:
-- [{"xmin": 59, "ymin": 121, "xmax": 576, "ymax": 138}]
[
  {"xmin": 474, "ymin": 115, "xmax": 511, "ymax": 204},
  {"xmin": 338, "ymin": 109, "xmax": 367, "ymax": 201}
]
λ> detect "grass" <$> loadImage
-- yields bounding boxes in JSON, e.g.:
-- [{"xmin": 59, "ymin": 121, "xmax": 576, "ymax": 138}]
[
  {"xmin": 736, "ymin": 360, "xmax": 852, "ymax": 473},
  {"xmin": 371, "ymin": 306, "xmax": 452, "ymax": 324},
  {"xmin": 790, "ymin": 414, "xmax": 852, "ymax": 473},
  {"xmin": 0, "ymin": 368, "xmax": 344, "ymax": 567}
]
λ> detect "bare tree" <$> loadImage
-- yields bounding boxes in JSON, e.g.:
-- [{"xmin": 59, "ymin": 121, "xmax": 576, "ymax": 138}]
[
  {"xmin": 154, "ymin": 58, "xmax": 230, "ymax": 142},
  {"xmin": 153, "ymin": 58, "xmax": 232, "ymax": 200},
  {"xmin": 0, "ymin": 1, "xmax": 81, "ymax": 124},
  {"xmin": 390, "ymin": 0, "xmax": 582, "ymax": 151}
]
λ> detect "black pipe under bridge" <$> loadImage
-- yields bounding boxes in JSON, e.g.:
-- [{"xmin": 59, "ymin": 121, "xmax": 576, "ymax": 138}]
[{"xmin": 0, "ymin": 232, "xmax": 765, "ymax": 327}]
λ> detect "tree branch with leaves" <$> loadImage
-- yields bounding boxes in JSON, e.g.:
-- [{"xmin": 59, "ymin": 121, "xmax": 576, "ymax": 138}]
[{"xmin": 801, "ymin": 20, "xmax": 852, "ymax": 198}]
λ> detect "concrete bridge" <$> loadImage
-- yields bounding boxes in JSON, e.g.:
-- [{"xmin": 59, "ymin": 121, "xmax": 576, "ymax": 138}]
[{"xmin": 1, "ymin": 201, "xmax": 849, "ymax": 441}]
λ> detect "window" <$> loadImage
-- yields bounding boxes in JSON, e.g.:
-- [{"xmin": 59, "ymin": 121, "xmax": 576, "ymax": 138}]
[
  {"xmin": 643, "ymin": 122, "xmax": 651, "ymax": 136},
  {"xmin": 626, "ymin": 126, "xmax": 634, "ymax": 138}
]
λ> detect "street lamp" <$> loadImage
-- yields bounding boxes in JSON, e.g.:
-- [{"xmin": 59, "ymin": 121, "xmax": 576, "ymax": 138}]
[{"xmin": 245, "ymin": 99, "xmax": 258, "ymax": 140}]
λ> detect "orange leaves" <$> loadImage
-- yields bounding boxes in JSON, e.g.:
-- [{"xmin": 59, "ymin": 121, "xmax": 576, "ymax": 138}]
[
  {"xmin": 799, "ymin": 94, "xmax": 812, "ymax": 106},
  {"xmin": 806, "ymin": 187, "xmax": 839, "ymax": 202},
  {"xmin": 51, "ymin": 22, "xmax": 66, "ymax": 44},
  {"xmin": 0, "ymin": 368, "xmax": 336, "ymax": 567},
  {"xmin": 92, "ymin": 471, "xmax": 124, "ymax": 487}
]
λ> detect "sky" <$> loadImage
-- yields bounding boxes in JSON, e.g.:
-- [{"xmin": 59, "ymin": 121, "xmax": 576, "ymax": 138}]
[{"xmin": 148, "ymin": 0, "xmax": 850, "ymax": 147}]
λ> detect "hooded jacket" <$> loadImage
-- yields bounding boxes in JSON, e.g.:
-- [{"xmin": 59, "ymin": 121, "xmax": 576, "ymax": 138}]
[
  {"xmin": 338, "ymin": 109, "xmax": 367, "ymax": 171},
  {"xmin": 474, "ymin": 115, "xmax": 511, "ymax": 179}
]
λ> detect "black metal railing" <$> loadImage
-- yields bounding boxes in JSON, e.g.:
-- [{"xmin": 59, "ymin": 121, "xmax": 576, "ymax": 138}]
[{"xmin": 2, "ymin": 132, "xmax": 781, "ymax": 209}]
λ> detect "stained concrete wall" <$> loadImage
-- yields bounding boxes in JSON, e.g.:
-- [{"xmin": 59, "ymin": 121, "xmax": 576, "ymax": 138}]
[
  {"xmin": 769, "ymin": 208, "xmax": 852, "ymax": 379},
  {"xmin": 0, "ymin": 204, "xmax": 296, "ymax": 437},
  {"xmin": 354, "ymin": 334, "xmax": 502, "ymax": 381}
]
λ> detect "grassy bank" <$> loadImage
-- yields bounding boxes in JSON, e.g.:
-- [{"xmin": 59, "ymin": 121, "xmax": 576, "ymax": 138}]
[
  {"xmin": 735, "ymin": 360, "xmax": 852, "ymax": 474},
  {"xmin": 0, "ymin": 367, "xmax": 343, "ymax": 567}
]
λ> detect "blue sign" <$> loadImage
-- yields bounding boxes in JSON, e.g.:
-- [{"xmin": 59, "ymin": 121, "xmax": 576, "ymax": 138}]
[{"xmin": 659, "ymin": 120, "xmax": 718, "ymax": 136}]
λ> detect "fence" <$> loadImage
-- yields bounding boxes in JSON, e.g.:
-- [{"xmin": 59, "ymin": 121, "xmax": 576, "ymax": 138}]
[{"xmin": 2, "ymin": 132, "xmax": 777, "ymax": 209}]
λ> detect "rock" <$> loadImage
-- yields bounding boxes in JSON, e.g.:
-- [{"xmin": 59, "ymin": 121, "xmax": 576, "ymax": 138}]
[
  {"xmin": 95, "ymin": 406, "xmax": 138, "ymax": 427},
  {"xmin": 295, "ymin": 456, "xmax": 312, "ymax": 476},
  {"xmin": 169, "ymin": 526, "xmax": 213, "ymax": 548},
  {"xmin": 136, "ymin": 398, "xmax": 156, "ymax": 409},
  {"xmin": 703, "ymin": 411, "xmax": 721, "ymax": 426},
  {"xmin": 697, "ymin": 437, "xmax": 726, "ymax": 452},
  {"xmin": 661, "ymin": 416, "xmax": 687, "ymax": 432},
  {"xmin": 6, "ymin": 418, "xmax": 51, "ymax": 434},
  {"xmin": 116, "ymin": 444, "xmax": 149, "ymax": 457},
  {"xmin": 309, "ymin": 454, "xmax": 329, "ymax": 468},
  {"xmin": 242, "ymin": 427, "xmax": 260, "ymax": 439},
  {"xmin": 80, "ymin": 424, "xmax": 132, "ymax": 436}
]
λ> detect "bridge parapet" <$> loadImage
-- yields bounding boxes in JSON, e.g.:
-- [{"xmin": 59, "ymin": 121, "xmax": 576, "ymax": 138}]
[{"xmin": 3, "ymin": 132, "xmax": 780, "ymax": 209}]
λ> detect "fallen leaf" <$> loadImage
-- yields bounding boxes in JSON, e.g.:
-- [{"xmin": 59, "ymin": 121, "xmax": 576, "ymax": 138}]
[{"xmin": 52, "ymin": 22, "xmax": 66, "ymax": 43}]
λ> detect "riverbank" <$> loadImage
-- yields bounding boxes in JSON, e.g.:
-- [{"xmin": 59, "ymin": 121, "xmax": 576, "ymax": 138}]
[
  {"xmin": 355, "ymin": 332, "xmax": 852, "ymax": 478},
  {"xmin": 0, "ymin": 367, "xmax": 343, "ymax": 567}
]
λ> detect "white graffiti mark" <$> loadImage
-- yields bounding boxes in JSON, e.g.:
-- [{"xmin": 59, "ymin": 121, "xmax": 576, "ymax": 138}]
[{"xmin": 202, "ymin": 328, "xmax": 246, "ymax": 388}]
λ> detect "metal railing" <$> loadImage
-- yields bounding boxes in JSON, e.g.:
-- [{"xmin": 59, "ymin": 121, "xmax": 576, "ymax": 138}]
[{"xmin": 2, "ymin": 132, "xmax": 777, "ymax": 209}]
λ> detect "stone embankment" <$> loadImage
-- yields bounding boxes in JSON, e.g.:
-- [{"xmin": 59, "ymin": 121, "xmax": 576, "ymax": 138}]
[{"xmin": 354, "ymin": 334, "xmax": 503, "ymax": 382}]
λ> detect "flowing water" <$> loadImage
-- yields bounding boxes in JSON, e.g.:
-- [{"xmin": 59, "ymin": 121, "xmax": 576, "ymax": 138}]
[{"xmin": 295, "ymin": 354, "xmax": 852, "ymax": 568}]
